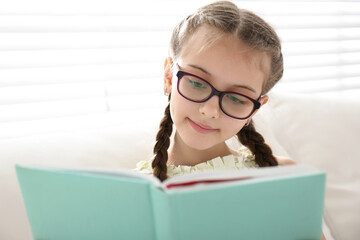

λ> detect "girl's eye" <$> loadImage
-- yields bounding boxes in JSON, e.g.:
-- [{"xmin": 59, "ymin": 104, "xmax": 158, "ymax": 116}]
[
  {"xmin": 188, "ymin": 79, "xmax": 206, "ymax": 88},
  {"xmin": 226, "ymin": 94, "xmax": 245, "ymax": 104}
]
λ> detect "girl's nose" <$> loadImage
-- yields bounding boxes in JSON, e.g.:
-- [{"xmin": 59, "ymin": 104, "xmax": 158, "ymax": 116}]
[{"xmin": 199, "ymin": 96, "xmax": 220, "ymax": 119}]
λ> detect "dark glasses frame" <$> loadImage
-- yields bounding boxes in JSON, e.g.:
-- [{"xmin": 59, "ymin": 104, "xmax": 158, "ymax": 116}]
[{"xmin": 176, "ymin": 70, "xmax": 262, "ymax": 120}]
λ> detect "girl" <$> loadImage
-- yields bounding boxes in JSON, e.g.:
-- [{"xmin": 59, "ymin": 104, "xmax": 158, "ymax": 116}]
[
  {"xmin": 135, "ymin": 0, "xmax": 295, "ymax": 180},
  {"xmin": 135, "ymin": 2, "xmax": 326, "ymax": 238}
]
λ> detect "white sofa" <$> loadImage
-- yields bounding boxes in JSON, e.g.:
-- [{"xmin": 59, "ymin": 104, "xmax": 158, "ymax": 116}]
[{"xmin": 1, "ymin": 93, "xmax": 359, "ymax": 240}]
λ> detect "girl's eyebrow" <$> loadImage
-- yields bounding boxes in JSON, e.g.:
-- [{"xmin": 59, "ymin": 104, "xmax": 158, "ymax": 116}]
[
  {"xmin": 234, "ymin": 84, "xmax": 256, "ymax": 93},
  {"xmin": 187, "ymin": 64, "xmax": 212, "ymax": 76},
  {"xmin": 187, "ymin": 63, "xmax": 257, "ymax": 93}
]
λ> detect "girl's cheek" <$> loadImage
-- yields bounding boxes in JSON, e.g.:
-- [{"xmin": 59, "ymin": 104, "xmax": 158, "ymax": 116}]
[
  {"xmin": 170, "ymin": 94, "xmax": 191, "ymax": 120},
  {"xmin": 222, "ymin": 117, "xmax": 246, "ymax": 134}
]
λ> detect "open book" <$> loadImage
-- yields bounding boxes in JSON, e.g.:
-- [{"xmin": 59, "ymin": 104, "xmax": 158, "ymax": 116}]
[{"xmin": 16, "ymin": 164, "xmax": 326, "ymax": 240}]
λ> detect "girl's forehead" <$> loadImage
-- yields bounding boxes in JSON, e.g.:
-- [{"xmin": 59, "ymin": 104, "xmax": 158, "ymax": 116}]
[
  {"xmin": 179, "ymin": 25, "xmax": 227, "ymax": 59},
  {"xmin": 179, "ymin": 25, "xmax": 269, "ymax": 70},
  {"xmin": 177, "ymin": 26, "xmax": 270, "ymax": 95}
]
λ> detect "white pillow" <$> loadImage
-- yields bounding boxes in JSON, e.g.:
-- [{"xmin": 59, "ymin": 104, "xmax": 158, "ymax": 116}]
[
  {"xmin": 255, "ymin": 93, "xmax": 360, "ymax": 240},
  {"xmin": 1, "ymin": 112, "xmax": 161, "ymax": 240}
]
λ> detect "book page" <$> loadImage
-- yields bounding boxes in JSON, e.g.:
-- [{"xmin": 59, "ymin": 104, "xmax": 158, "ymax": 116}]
[
  {"xmin": 20, "ymin": 164, "xmax": 162, "ymax": 187},
  {"xmin": 161, "ymin": 164, "xmax": 319, "ymax": 191}
]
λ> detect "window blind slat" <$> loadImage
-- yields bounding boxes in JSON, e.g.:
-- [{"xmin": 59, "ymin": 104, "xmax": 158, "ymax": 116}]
[
  {"xmin": 245, "ymin": 2, "xmax": 360, "ymax": 16},
  {"xmin": 283, "ymin": 64, "xmax": 360, "ymax": 82},
  {"xmin": 282, "ymin": 40, "xmax": 360, "ymax": 55},
  {"xmin": 106, "ymin": 78, "xmax": 161, "ymax": 96},
  {"xmin": 274, "ymin": 76, "xmax": 360, "ymax": 93},
  {"xmin": 107, "ymin": 94, "xmax": 166, "ymax": 112},
  {"xmin": 0, "ymin": 32, "xmax": 171, "ymax": 50},
  {"xmin": 2, "ymin": 1, "xmax": 360, "ymax": 16},
  {"xmin": 0, "ymin": 48, "xmax": 167, "ymax": 68},
  {"xmin": 0, "ymin": 16, "xmax": 179, "ymax": 32},
  {"xmin": 285, "ymin": 52, "xmax": 360, "ymax": 69},
  {"xmin": 0, "ymin": 64, "xmax": 163, "ymax": 87},
  {"xmin": 0, "ymin": 82, "xmax": 106, "ymax": 105},
  {"xmin": 0, "ymin": 98, "xmax": 107, "ymax": 122},
  {"xmin": 278, "ymin": 28, "xmax": 360, "ymax": 42},
  {"xmin": 268, "ymin": 15, "xmax": 360, "ymax": 29}
]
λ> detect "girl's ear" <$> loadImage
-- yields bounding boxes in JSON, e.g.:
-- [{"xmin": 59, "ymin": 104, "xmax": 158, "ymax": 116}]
[
  {"xmin": 259, "ymin": 95, "xmax": 269, "ymax": 106},
  {"xmin": 246, "ymin": 95, "xmax": 269, "ymax": 121},
  {"xmin": 164, "ymin": 57, "xmax": 174, "ymax": 95}
]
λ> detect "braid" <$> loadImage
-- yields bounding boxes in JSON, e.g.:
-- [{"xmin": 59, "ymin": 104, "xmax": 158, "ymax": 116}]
[
  {"xmin": 237, "ymin": 120, "xmax": 278, "ymax": 167},
  {"xmin": 152, "ymin": 102, "xmax": 173, "ymax": 181}
]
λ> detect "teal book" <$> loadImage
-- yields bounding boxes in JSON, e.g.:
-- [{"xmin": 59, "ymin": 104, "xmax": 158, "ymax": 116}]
[{"xmin": 16, "ymin": 164, "xmax": 326, "ymax": 240}]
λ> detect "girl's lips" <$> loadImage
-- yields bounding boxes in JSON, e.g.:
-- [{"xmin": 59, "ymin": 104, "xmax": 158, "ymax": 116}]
[{"xmin": 187, "ymin": 118, "xmax": 217, "ymax": 134}]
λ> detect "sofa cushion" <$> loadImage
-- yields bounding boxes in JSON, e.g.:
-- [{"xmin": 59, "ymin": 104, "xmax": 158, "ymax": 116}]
[
  {"xmin": 254, "ymin": 93, "xmax": 360, "ymax": 240},
  {"xmin": 1, "ymin": 111, "xmax": 161, "ymax": 240}
]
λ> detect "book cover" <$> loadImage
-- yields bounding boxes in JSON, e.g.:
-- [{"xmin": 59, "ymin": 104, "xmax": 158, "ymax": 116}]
[{"xmin": 16, "ymin": 164, "xmax": 326, "ymax": 240}]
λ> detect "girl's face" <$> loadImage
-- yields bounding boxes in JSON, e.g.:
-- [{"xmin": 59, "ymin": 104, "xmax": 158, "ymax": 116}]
[{"xmin": 164, "ymin": 26, "xmax": 270, "ymax": 151}]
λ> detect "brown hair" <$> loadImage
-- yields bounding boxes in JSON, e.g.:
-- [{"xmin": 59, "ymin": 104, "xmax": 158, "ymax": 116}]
[{"xmin": 152, "ymin": 1, "xmax": 282, "ymax": 181}]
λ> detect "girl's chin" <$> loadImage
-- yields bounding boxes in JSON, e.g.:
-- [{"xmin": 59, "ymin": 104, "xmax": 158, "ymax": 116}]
[
  {"xmin": 183, "ymin": 138, "xmax": 210, "ymax": 150},
  {"xmin": 174, "ymin": 119, "xmax": 224, "ymax": 150},
  {"xmin": 178, "ymin": 132, "xmax": 222, "ymax": 151}
]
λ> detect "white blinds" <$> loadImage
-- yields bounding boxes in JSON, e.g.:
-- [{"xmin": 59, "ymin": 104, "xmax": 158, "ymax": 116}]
[{"xmin": 0, "ymin": 0, "xmax": 359, "ymax": 123}]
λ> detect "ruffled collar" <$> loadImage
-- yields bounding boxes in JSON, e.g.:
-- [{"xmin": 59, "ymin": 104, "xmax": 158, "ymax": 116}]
[{"xmin": 133, "ymin": 147, "xmax": 258, "ymax": 178}]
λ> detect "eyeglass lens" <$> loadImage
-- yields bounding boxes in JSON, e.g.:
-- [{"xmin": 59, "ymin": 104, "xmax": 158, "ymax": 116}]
[{"xmin": 178, "ymin": 73, "xmax": 255, "ymax": 119}]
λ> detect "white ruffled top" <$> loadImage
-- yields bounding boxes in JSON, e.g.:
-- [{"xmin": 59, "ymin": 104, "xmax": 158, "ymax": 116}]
[{"xmin": 133, "ymin": 147, "xmax": 259, "ymax": 178}]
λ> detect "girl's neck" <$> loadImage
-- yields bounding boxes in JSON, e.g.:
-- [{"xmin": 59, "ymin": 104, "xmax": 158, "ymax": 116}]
[{"xmin": 167, "ymin": 131, "xmax": 233, "ymax": 167}]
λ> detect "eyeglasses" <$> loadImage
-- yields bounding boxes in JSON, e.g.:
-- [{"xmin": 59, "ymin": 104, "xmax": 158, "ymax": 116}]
[{"xmin": 176, "ymin": 70, "xmax": 262, "ymax": 120}]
